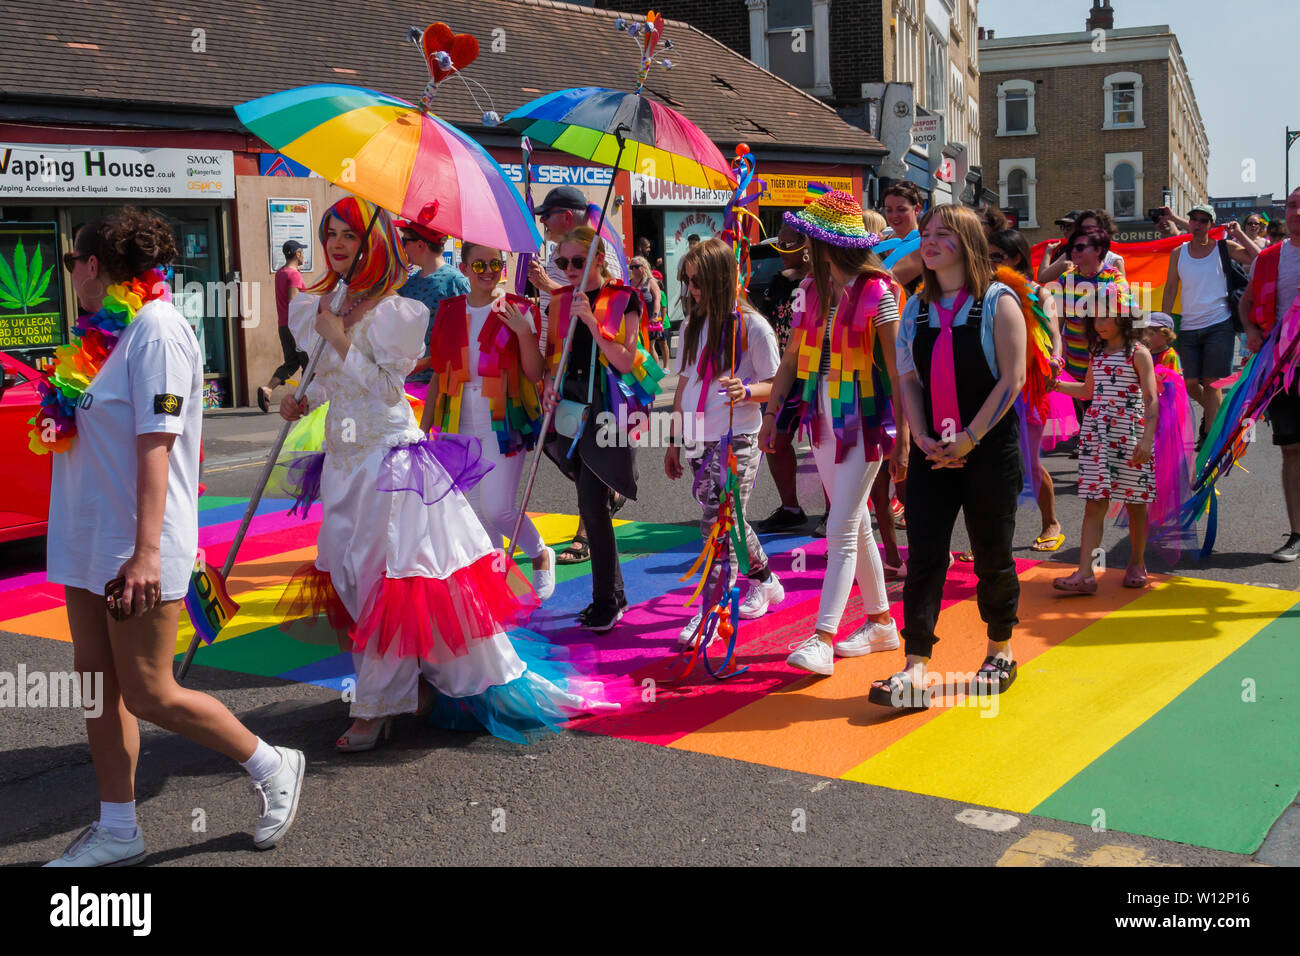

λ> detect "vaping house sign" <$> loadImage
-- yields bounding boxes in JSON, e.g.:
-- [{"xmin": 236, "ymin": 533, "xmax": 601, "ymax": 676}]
[{"xmin": 0, "ymin": 144, "xmax": 234, "ymax": 199}]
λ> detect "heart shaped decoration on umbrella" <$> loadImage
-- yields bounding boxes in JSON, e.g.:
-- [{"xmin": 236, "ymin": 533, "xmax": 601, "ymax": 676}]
[{"xmin": 421, "ymin": 22, "xmax": 478, "ymax": 84}]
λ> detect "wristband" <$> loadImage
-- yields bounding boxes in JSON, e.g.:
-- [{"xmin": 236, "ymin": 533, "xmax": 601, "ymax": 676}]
[
  {"xmin": 763, "ymin": 410, "xmax": 777, "ymax": 419},
  {"xmin": 745, "ymin": 385, "xmax": 752, "ymax": 400},
  {"xmin": 964, "ymin": 427, "xmax": 979, "ymax": 447}
]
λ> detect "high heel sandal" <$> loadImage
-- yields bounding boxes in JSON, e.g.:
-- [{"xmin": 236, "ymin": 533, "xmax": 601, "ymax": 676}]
[{"xmin": 336, "ymin": 717, "xmax": 393, "ymax": 753}]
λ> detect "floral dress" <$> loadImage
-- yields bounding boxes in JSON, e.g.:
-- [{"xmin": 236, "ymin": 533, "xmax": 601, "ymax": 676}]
[{"xmin": 1078, "ymin": 346, "xmax": 1154, "ymax": 502}]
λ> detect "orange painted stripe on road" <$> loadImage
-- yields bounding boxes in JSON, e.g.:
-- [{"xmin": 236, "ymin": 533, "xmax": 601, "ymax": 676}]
[{"xmin": 668, "ymin": 562, "xmax": 1156, "ymax": 779}]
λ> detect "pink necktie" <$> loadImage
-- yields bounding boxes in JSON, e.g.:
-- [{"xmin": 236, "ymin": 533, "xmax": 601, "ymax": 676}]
[{"xmin": 930, "ymin": 291, "xmax": 969, "ymax": 439}]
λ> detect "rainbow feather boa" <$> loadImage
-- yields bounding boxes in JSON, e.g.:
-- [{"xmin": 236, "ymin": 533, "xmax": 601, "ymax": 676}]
[
  {"xmin": 427, "ymin": 294, "xmax": 543, "ymax": 457},
  {"xmin": 28, "ymin": 268, "xmax": 171, "ymax": 454},
  {"xmin": 546, "ymin": 283, "xmax": 666, "ymax": 419},
  {"xmin": 787, "ymin": 273, "xmax": 892, "ymax": 462}
]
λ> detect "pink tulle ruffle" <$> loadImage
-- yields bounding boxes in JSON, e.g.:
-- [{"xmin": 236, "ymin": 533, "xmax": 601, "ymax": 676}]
[
  {"xmin": 1042, "ymin": 379, "xmax": 1080, "ymax": 451},
  {"xmin": 350, "ymin": 552, "xmax": 540, "ymax": 660},
  {"xmin": 276, "ymin": 563, "xmax": 355, "ymax": 651}
]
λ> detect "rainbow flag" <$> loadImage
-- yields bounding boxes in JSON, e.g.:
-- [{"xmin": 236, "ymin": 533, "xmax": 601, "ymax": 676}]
[
  {"xmin": 1029, "ymin": 228, "xmax": 1227, "ymax": 320},
  {"xmin": 185, "ymin": 557, "xmax": 240, "ymax": 645}
]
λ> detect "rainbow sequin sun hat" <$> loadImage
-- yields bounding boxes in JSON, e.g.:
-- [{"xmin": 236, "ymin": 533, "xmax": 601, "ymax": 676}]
[{"xmin": 784, "ymin": 187, "xmax": 881, "ymax": 249}]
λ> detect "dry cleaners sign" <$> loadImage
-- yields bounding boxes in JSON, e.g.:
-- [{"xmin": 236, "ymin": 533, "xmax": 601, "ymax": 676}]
[{"xmin": 0, "ymin": 144, "xmax": 234, "ymax": 199}]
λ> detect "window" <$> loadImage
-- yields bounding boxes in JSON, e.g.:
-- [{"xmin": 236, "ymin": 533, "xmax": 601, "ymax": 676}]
[
  {"xmin": 894, "ymin": 0, "xmax": 920, "ymax": 85},
  {"xmin": 1102, "ymin": 71, "xmax": 1144, "ymax": 129},
  {"xmin": 925, "ymin": 26, "xmax": 945, "ymax": 112},
  {"xmin": 1104, "ymin": 151, "xmax": 1144, "ymax": 221},
  {"xmin": 967, "ymin": 95, "xmax": 979, "ymax": 165},
  {"xmin": 998, "ymin": 158, "xmax": 1038, "ymax": 229},
  {"xmin": 996, "ymin": 79, "xmax": 1036, "ymax": 136},
  {"xmin": 751, "ymin": 0, "xmax": 830, "ymax": 95},
  {"xmin": 1112, "ymin": 164, "xmax": 1136, "ymax": 219}
]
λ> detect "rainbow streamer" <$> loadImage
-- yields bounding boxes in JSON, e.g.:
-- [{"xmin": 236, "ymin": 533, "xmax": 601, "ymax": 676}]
[{"xmin": 185, "ymin": 557, "xmax": 241, "ymax": 645}]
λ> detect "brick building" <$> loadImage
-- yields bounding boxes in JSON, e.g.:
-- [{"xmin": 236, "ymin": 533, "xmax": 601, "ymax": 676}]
[
  {"xmin": 978, "ymin": 0, "xmax": 1209, "ymax": 242},
  {"xmin": 588, "ymin": 1, "xmax": 982, "ymax": 205}
]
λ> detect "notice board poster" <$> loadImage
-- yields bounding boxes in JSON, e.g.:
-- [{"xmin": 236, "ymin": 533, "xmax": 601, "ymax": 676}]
[
  {"xmin": 0, "ymin": 221, "xmax": 65, "ymax": 350},
  {"xmin": 267, "ymin": 199, "xmax": 313, "ymax": 272}
]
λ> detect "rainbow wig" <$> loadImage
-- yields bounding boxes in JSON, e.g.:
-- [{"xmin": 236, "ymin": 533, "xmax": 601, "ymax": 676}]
[{"xmin": 309, "ymin": 196, "xmax": 410, "ymax": 301}]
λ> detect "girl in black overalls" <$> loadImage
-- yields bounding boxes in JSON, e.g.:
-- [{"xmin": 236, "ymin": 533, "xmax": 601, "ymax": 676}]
[{"xmin": 869, "ymin": 205, "xmax": 1028, "ymax": 709}]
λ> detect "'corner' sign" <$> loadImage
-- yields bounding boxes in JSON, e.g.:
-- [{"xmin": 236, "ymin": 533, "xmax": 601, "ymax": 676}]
[{"xmin": 0, "ymin": 144, "xmax": 235, "ymax": 200}]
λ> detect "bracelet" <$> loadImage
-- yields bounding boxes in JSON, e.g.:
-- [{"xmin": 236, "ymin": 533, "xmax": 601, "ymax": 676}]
[
  {"xmin": 745, "ymin": 385, "xmax": 752, "ymax": 400},
  {"xmin": 763, "ymin": 410, "xmax": 777, "ymax": 419},
  {"xmin": 964, "ymin": 427, "xmax": 979, "ymax": 447}
]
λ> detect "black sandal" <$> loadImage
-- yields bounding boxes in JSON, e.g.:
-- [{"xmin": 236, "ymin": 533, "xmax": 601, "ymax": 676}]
[
  {"xmin": 868, "ymin": 671, "xmax": 930, "ymax": 710},
  {"xmin": 555, "ymin": 535, "xmax": 590, "ymax": 565},
  {"xmin": 971, "ymin": 656, "xmax": 1017, "ymax": 695}
]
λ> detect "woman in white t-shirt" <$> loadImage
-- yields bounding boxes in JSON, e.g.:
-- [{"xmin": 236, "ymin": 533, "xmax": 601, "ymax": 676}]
[
  {"xmin": 759, "ymin": 191, "xmax": 909, "ymax": 677},
  {"xmin": 43, "ymin": 208, "xmax": 304, "ymax": 866},
  {"xmin": 418, "ymin": 242, "xmax": 554, "ymax": 598},
  {"xmin": 665, "ymin": 237, "xmax": 784, "ymax": 647}
]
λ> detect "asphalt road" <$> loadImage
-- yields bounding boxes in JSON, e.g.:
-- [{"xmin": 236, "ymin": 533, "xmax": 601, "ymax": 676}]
[{"xmin": 2, "ymin": 389, "xmax": 1297, "ymax": 869}]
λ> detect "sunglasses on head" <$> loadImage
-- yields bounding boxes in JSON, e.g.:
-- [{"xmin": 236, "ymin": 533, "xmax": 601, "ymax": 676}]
[
  {"xmin": 469, "ymin": 258, "xmax": 505, "ymax": 274},
  {"xmin": 554, "ymin": 256, "xmax": 587, "ymax": 271},
  {"xmin": 62, "ymin": 252, "xmax": 88, "ymax": 273}
]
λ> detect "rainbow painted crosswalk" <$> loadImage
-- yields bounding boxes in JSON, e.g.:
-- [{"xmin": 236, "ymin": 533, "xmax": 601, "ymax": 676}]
[{"xmin": 4, "ymin": 494, "xmax": 1297, "ymax": 855}]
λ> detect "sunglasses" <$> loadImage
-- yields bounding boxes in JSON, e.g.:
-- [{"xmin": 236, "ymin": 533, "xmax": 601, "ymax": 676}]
[
  {"xmin": 1190, "ymin": 216, "xmax": 1213, "ymax": 226},
  {"xmin": 554, "ymin": 256, "xmax": 587, "ymax": 271},
  {"xmin": 63, "ymin": 252, "xmax": 88, "ymax": 273},
  {"xmin": 1070, "ymin": 243, "xmax": 1095, "ymax": 253},
  {"xmin": 469, "ymin": 258, "xmax": 505, "ymax": 275},
  {"xmin": 684, "ymin": 273, "xmax": 702, "ymax": 289},
  {"xmin": 988, "ymin": 251, "xmax": 1007, "ymax": 263},
  {"xmin": 774, "ymin": 240, "xmax": 806, "ymax": 254}
]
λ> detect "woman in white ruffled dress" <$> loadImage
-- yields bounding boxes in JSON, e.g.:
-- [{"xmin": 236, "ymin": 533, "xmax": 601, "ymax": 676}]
[{"xmin": 277, "ymin": 197, "xmax": 617, "ymax": 751}]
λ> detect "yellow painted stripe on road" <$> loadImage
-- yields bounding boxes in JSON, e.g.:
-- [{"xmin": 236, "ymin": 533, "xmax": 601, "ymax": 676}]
[{"xmin": 841, "ymin": 577, "xmax": 1295, "ymax": 812}]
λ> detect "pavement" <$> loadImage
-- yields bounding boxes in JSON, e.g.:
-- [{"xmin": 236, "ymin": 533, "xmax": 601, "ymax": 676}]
[{"xmin": 2, "ymin": 379, "xmax": 1298, "ymax": 868}]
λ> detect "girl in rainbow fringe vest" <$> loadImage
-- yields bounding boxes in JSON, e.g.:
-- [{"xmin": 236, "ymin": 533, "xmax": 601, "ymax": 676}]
[
  {"xmin": 539, "ymin": 225, "xmax": 666, "ymax": 632},
  {"xmin": 418, "ymin": 241, "xmax": 555, "ymax": 601},
  {"xmin": 665, "ymin": 237, "xmax": 784, "ymax": 647},
  {"xmin": 759, "ymin": 191, "xmax": 909, "ymax": 677}
]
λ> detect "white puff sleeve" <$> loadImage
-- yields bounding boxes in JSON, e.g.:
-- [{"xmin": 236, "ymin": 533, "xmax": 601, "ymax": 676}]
[
  {"xmin": 287, "ymin": 293, "xmax": 329, "ymax": 409},
  {"xmin": 339, "ymin": 295, "xmax": 430, "ymax": 407}
]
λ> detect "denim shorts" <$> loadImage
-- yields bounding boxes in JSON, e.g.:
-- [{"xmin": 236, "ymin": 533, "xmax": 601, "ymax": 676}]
[{"xmin": 1174, "ymin": 319, "xmax": 1234, "ymax": 381}]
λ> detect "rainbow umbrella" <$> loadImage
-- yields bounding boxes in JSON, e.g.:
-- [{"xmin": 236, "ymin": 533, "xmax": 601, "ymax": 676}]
[
  {"xmin": 235, "ymin": 83, "xmax": 542, "ymax": 252},
  {"xmin": 504, "ymin": 87, "xmax": 734, "ymax": 192}
]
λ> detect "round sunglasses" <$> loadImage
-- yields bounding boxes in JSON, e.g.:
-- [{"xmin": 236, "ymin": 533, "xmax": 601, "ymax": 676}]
[
  {"xmin": 554, "ymin": 255, "xmax": 589, "ymax": 271},
  {"xmin": 468, "ymin": 258, "xmax": 505, "ymax": 274}
]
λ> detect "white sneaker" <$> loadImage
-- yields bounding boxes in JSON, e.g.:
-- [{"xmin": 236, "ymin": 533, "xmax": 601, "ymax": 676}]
[
  {"xmin": 739, "ymin": 573, "xmax": 785, "ymax": 619},
  {"xmin": 532, "ymin": 546, "xmax": 556, "ymax": 601},
  {"xmin": 677, "ymin": 610, "xmax": 717, "ymax": 647},
  {"xmin": 833, "ymin": 619, "xmax": 901, "ymax": 657},
  {"xmin": 251, "ymin": 747, "xmax": 305, "ymax": 850},
  {"xmin": 44, "ymin": 823, "xmax": 145, "ymax": 867},
  {"xmin": 785, "ymin": 635, "xmax": 834, "ymax": 676}
]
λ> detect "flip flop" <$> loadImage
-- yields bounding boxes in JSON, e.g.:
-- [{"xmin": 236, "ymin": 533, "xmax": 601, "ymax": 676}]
[
  {"xmin": 1052, "ymin": 573, "xmax": 1098, "ymax": 595},
  {"xmin": 868, "ymin": 671, "xmax": 931, "ymax": 710},
  {"xmin": 1031, "ymin": 532, "xmax": 1066, "ymax": 552},
  {"xmin": 956, "ymin": 550, "xmax": 974, "ymax": 563}
]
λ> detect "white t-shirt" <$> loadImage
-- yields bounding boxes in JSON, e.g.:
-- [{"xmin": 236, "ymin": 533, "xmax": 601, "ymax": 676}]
[
  {"xmin": 465, "ymin": 297, "xmax": 537, "ymax": 388},
  {"xmin": 47, "ymin": 300, "xmax": 203, "ymax": 601},
  {"xmin": 674, "ymin": 309, "xmax": 780, "ymax": 448}
]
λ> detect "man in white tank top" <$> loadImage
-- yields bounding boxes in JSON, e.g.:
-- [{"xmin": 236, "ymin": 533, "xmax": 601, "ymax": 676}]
[{"xmin": 1162, "ymin": 204, "xmax": 1256, "ymax": 442}]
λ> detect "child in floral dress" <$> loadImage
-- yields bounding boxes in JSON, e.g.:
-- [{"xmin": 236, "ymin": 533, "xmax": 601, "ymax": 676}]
[{"xmin": 1051, "ymin": 305, "xmax": 1158, "ymax": 592}]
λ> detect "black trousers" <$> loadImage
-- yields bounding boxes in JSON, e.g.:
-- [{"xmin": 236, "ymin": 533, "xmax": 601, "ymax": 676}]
[
  {"xmin": 901, "ymin": 416, "xmax": 1021, "ymax": 658},
  {"xmin": 576, "ymin": 455, "xmax": 625, "ymax": 613},
  {"xmin": 273, "ymin": 325, "xmax": 308, "ymax": 383}
]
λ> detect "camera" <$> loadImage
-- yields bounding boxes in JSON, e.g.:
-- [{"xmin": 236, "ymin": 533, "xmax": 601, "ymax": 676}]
[{"xmin": 1148, "ymin": 207, "xmax": 1166, "ymax": 224}]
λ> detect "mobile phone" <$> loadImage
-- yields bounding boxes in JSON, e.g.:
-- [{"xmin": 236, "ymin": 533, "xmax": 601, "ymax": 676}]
[
  {"xmin": 1147, "ymin": 208, "xmax": 1165, "ymax": 223},
  {"xmin": 104, "ymin": 576, "xmax": 131, "ymax": 621}
]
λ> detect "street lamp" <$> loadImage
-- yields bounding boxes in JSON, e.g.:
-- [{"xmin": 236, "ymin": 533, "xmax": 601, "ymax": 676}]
[{"xmin": 1288, "ymin": 127, "xmax": 1300, "ymax": 198}]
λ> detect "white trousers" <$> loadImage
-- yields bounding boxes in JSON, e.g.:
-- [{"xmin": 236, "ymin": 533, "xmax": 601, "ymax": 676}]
[
  {"xmin": 459, "ymin": 385, "xmax": 546, "ymax": 559},
  {"xmin": 809, "ymin": 406, "xmax": 891, "ymax": 634}
]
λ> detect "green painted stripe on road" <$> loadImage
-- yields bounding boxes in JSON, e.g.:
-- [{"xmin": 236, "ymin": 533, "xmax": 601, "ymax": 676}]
[
  {"xmin": 174, "ymin": 623, "xmax": 341, "ymax": 677},
  {"xmin": 1032, "ymin": 598, "xmax": 1300, "ymax": 854}
]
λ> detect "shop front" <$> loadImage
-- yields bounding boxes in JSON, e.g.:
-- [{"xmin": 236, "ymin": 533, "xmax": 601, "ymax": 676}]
[{"xmin": 0, "ymin": 140, "xmax": 239, "ymax": 407}]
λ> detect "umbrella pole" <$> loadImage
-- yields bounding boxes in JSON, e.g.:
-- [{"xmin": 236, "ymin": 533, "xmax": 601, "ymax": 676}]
[
  {"xmin": 177, "ymin": 206, "xmax": 382, "ymax": 680},
  {"xmin": 507, "ymin": 130, "xmax": 628, "ymax": 560}
]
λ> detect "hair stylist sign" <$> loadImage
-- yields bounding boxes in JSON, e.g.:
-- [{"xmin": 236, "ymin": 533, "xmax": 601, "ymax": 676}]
[{"xmin": 0, "ymin": 144, "xmax": 234, "ymax": 199}]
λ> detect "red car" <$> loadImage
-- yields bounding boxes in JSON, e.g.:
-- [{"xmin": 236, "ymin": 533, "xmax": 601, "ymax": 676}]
[{"xmin": 0, "ymin": 351, "xmax": 52, "ymax": 543}]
